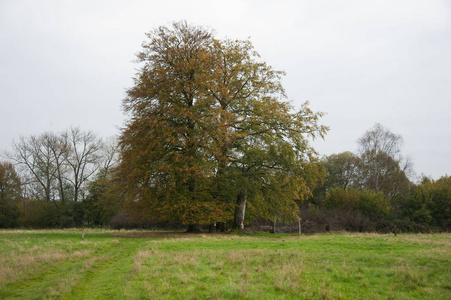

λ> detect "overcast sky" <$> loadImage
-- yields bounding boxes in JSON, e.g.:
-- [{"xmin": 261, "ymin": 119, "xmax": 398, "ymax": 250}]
[{"xmin": 1, "ymin": 0, "xmax": 450, "ymax": 180}]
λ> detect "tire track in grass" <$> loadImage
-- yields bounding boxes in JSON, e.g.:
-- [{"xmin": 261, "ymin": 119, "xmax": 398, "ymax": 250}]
[
  {"xmin": 63, "ymin": 239, "xmax": 143, "ymax": 300},
  {"xmin": 0, "ymin": 238, "xmax": 143, "ymax": 299}
]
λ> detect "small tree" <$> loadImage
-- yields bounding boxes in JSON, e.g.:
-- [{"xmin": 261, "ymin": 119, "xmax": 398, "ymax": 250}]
[
  {"xmin": 0, "ymin": 161, "xmax": 21, "ymax": 227},
  {"xmin": 324, "ymin": 187, "xmax": 360, "ymax": 211},
  {"xmin": 357, "ymin": 123, "xmax": 412, "ymax": 198},
  {"xmin": 322, "ymin": 152, "xmax": 360, "ymax": 190},
  {"xmin": 62, "ymin": 127, "xmax": 102, "ymax": 202},
  {"xmin": 358, "ymin": 189, "xmax": 391, "ymax": 219}
]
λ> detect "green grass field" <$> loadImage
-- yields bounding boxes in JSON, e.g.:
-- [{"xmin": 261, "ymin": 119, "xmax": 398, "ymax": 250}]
[{"xmin": 0, "ymin": 229, "xmax": 449, "ymax": 299}]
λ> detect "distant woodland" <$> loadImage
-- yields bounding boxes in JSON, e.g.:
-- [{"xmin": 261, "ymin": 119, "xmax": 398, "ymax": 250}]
[{"xmin": 1, "ymin": 22, "xmax": 449, "ymax": 232}]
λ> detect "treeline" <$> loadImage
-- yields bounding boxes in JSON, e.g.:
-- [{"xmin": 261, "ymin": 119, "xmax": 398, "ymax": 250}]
[{"xmin": 1, "ymin": 124, "xmax": 449, "ymax": 232}]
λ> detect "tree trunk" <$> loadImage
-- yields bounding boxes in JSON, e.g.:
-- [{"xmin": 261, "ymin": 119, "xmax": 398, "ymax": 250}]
[
  {"xmin": 298, "ymin": 219, "xmax": 301, "ymax": 236},
  {"xmin": 216, "ymin": 222, "xmax": 226, "ymax": 232},
  {"xmin": 209, "ymin": 222, "xmax": 216, "ymax": 233},
  {"xmin": 232, "ymin": 189, "xmax": 247, "ymax": 232}
]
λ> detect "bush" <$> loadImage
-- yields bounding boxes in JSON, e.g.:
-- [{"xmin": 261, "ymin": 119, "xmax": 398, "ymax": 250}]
[
  {"xmin": 17, "ymin": 200, "xmax": 59, "ymax": 228},
  {"xmin": 359, "ymin": 190, "xmax": 391, "ymax": 219},
  {"xmin": 110, "ymin": 210, "xmax": 136, "ymax": 229},
  {"xmin": 0, "ymin": 201, "xmax": 20, "ymax": 228},
  {"xmin": 323, "ymin": 187, "xmax": 391, "ymax": 223},
  {"xmin": 324, "ymin": 187, "xmax": 360, "ymax": 211},
  {"xmin": 401, "ymin": 176, "xmax": 451, "ymax": 230}
]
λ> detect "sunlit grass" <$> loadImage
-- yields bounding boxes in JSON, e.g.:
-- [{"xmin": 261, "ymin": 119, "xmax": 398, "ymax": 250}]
[{"xmin": 0, "ymin": 230, "xmax": 449, "ymax": 299}]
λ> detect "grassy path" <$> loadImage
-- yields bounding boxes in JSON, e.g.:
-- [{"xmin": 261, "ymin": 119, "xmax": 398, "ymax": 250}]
[
  {"xmin": 0, "ymin": 231, "xmax": 144, "ymax": 299},
  {"xmin": 64, "ymin": 239, "xmax": 142, "ymax": 299}
]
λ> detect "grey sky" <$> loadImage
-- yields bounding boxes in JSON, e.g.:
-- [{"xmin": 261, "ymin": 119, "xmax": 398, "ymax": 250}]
[{"xmin": 1, "ymin": 0, "xmax": 450, "ymax": 179}]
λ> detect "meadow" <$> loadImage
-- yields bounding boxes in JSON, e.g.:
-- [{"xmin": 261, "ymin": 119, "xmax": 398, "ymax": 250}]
[{"xmin": 0, "ymin": 229, "xmax": 449, "ymax": 299}]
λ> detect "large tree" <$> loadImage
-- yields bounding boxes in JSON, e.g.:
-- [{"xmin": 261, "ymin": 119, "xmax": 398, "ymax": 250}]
[
  {"xmin": 120, "ymin": 21, "xmax": 327, "ymax": 231},
  {"xmin": 120, "ymin": 21, "xmax": 222, "ymax": 230}
]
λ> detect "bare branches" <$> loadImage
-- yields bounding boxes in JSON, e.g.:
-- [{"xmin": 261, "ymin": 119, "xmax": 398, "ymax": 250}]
[{"xmin": 4, "ymin": 128, "xmax": 107, "ymax": 203}]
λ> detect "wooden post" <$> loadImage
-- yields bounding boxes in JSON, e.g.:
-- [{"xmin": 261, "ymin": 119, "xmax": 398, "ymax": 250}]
[
  {"xmin": 82, "ymin": 226, "xmax": 85, "ymax": 240},
  {"xmin": 298, "ymin": 218, "xmax": 302, "ymax": 236}
]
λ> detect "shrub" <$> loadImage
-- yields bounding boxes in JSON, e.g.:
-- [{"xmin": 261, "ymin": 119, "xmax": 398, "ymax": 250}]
[
  {"xmin": 17, "ymin": 200, "xmax": 59, "ymax": 228},
  {"xmin": 324, "ymin": 187, "xmax": 360, "ymax": 211},
  {"xmin": 359, "ymin": 189, "xmax": 391, "ymax": 219}
]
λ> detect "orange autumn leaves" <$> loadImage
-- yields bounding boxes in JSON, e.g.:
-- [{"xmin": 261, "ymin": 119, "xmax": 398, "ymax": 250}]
[{"xmin": 119, "ymin": 21, "xmax": 327, "ymax": 227}]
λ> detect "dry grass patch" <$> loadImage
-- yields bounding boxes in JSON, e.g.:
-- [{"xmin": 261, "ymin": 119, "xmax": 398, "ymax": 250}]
[
  {"xmin": 0, "ymin": 237, "xmax": 94, "ymax": 286},
  {"xmin": 112, "ymin": 231, "xmax": 189, "ymax": 239},
  {"xmin": 401, "ymin": 233, "xmax": 451, "ymax": 246},
  {"xmin": 0, "ymin": 249, "xmax": 65, "ymax": 284},
  {"xmin": 0, "ymin": 248, "xmax": 93, "ymax": 285},
  {"xmin": 133, "ymin": 250, "xmax": 156, "ymax": 275},
  {"xmin": 128, "ymin": 248, "xmax": 309, "ymax": 298}
]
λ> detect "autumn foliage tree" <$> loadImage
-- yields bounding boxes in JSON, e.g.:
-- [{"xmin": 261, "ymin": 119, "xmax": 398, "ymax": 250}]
[
  {"xmin": 120, "ymin": 22, "xmax": 223, "ymax": 231},
  {"xmin": 120, "ymin": 21, "xmax": 327, "ymax": 231}
]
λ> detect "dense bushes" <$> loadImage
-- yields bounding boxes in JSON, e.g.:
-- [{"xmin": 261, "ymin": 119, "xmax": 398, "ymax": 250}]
[
  {"xmin": 322, "ymin": 187, "xmax": 390, "ymax": 223},
  {"xmin": 401, "ymin": 176, "xmax": 450, "ymax": 230},
  {"xmin": 9, "ymin": 198, "xmax": 122, "ymax": 229},
  {"xmin": 304, "ymin": 187, "xmax": 390, "ymax": 232},
  {"xmin": 359, "ymin": 189, "xmax": 391, "ymax": 219},
  {"xmin": 17, "ymin": 200, "xmax": 59, "ymax": 228},
  {"xmin": 299, "ymin": 176, "xmax": 450, "ymax": 233}
]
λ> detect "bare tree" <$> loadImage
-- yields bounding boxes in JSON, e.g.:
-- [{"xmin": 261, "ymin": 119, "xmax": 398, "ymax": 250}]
[
  {"xmin": 357, "ymin": 123, "xmax": 413, "ymax": 197},
  {"xmin": 98, "ymin": 136, "xmax": 120, "ymax": 179},
  {"xmin": 358, "ymin": 123, "xmax": 403, "ymax": 159},
  {"xmin": 6, "ymin": 133, "xmax": 66, "ymax": 202},
  {"xmin": 62, "ymin": 127, "xmax": 102, "ymax": 202},
  {"xmin": 5, "ymin": 128, "xmax": 104, "ymax": 203}
]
